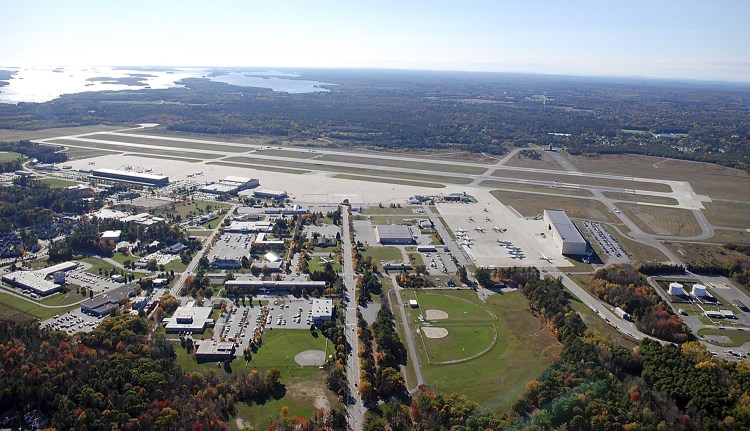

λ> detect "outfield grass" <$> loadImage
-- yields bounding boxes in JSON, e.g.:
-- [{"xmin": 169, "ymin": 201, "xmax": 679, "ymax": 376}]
[
  {"xmin": 0, "ymin": 292, "xmax": 78, "ymax": 320},
  {"xmin": 402, "ymin": 289, "xmax": 561, "ymax": 414},
  {"xmin": 0, "ymin": 151, "xmax": 22, "ymax": 162},
  {"xmin": 38, "ymin": 177, "xmax": 80, "ymax": 189},
  {"xmin": 362, "ymin": 246, "xmax": 403, "ymax": 262}
]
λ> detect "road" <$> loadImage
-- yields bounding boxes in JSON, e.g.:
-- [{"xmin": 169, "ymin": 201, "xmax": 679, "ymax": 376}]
[
  {"xmin": 169, "ymin": 205, "xmax": 236, "ymax": 300},
  {"xmin": 388, "ymin": 273, "xmax": 425, "ymax": 390},
  {"xmin": 545, "ymin": 268, "xmax": 657, "ymax": 343},
  {"xmin": 340, "ymin": 208, "xmax": 365, "ymax": 431}
]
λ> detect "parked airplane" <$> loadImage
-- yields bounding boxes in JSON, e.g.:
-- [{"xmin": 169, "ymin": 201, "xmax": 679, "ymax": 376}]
[
  {"xmin": 474, "ymin": 226, "xmax": 485, "ymax": 233},
  {"xmin": 539, "ymin": 255, "xmax": 554, "ymax": 263}
]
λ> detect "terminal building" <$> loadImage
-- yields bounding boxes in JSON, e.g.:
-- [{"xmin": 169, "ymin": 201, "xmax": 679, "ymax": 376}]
[
  {"xmin": 543, "ymin": 209, "xmax": 588, "ymax": 255},
  {"xmin": 90, "ymin": 168, "xmax": 169, "ymax": 187},
  {"xmin": 375, "ymin": 225, "xmax": 415, "ymax": 245}
]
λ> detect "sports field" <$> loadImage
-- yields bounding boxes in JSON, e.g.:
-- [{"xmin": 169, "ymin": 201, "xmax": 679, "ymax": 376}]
[
  {"xmin": 397, "ymin": 289, "xmax": 561, "ymax": 414},
  {"xmin": 0, "ymin": 152, "xmax": 22, "ymax": 162}
]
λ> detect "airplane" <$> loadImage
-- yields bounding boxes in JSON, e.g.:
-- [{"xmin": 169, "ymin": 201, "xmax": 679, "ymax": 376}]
[
  {"xmin": 468, "ymin": 217, "xmax": 474, "ymax": 222},
  {"xmin": 485, "ymin": 216, "xmax": 491, "ymax": 221},
  {"xmin": 539, "ymin": 255, "xmax": 554, "ymax": 263},
  {"xmin": 474, "ymin": 226, "xmax": 485, "ymax": 233},
  {"xmin": 456, "ymin": 227, "xmax": 466, "ymax": 234}
]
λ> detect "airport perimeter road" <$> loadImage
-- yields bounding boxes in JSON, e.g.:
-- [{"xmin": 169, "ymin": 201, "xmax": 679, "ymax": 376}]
[
  {"xmin": 170, "ymin": 205, "xmax": 237, "ymax": 300},
  {"xmin": 546, "ymin": 269, "xmax": 654, "ymax": 343},
  {"xmin": 341, "ymin": 208, "xmax": 365, "ymax": 431},
  {"xmin": 389, "ymin": 274, "xmax": 425, "ymax": 390}
]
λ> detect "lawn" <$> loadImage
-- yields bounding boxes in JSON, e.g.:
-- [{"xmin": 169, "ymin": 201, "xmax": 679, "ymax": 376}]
[
  {"xmin": 490, "ymin": 189, "xmax": 621, "ymax": 225},
  {"xmin": 40, "ymin": 289, "xmax": 87, "ymax": 306},
  {"xmin": 308, "ymin": 256, "xmax": 341, "ymax": 273},
  {"xmin": 698, "ymin": 328, "xmax": 750, "ymax": 347},
  {"xmin": 617, "ymin": 203, "xmax": 702, "ymax": 236},
  {"xmin": 0, "ymin": 151, "xmax": 22, "ymax": 162},
  {"xmin": 702, "ymin": 200, "xmax": 750, "ymax": 229},
  {"xmin": 38, "ymin": 177, "xmax": 80, "ymax": 189},
  {"xmin": 401, "ymin": 289, "xmax": 561, "ymax": 414},
  {"xmin": 361, "ymin": 206, "xmax": 418, "ymax": 216},
  {"xmin": 0, "ymin": 292, "xmax": 78, "ymax": 320},
  {"xmin": 407, "ymin": 252, "xmax": 424, "ymax": 267},
  {"xmin": 363, "ymin": 246, "xmax": 403, "ymax": 262}
]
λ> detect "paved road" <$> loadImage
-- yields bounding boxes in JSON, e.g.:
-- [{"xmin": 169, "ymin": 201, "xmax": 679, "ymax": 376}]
[
  {"xmin": 546, "ymin": 268, "xmax": 657, "ymax": 343},
  {"xmin": 170, "ymin": 205, "xmax": 236, "ymax": 300},
  {"xmin": 388, "ymin": 273, "xmax": 425, "ymax": 391},
  {"xmin": 340, "ymin": 208, "xmax": 365, "ymax": 431}
]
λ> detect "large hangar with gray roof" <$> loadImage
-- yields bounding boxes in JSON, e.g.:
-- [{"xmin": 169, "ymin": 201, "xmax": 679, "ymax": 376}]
[{"xmin": 543, "ymin": 209, "xmax": 588, "ymax": 255}]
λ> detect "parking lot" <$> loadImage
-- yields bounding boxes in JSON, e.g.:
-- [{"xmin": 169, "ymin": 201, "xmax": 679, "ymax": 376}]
[
  {"xmin": 213, "ymin": 296, "xmax": 321, "ymax": 352},
  {"xmin": 40, "ymin": 308, "xmax": 103, "ymax": 335},
  {"xmin": 583, "ymin": 221, "xmax": 629, "ymax": 263},
  {"xmin": 435, "ymin": 200, "xmax": 567, "ymax": 268},
  {"xmin": 66, "ymin": 267, "xmax": 126, "ymax": 293}
]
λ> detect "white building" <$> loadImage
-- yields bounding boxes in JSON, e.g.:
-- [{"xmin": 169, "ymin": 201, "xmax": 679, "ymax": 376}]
[
  {"xmin": 311, "ymin": 298, "xmax": 333, "ymax": 324},
  {"xmin": 195, "ymin": 341, "xmax": 236, "ymax": 363},
  {"xmin": 543, "ymin": 210, "xmax": 587, "ymax": 255},
  {"xmin": 668, "ymin": 282, "xmax": 686, "ymax": 296},
  {"xmin": 163, "ymin": 306, "xmax": 214, "ymax": 333}
]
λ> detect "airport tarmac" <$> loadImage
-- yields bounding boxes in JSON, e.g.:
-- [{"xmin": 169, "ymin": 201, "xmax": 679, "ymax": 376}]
[{"xmin": 435, "ymin": 194, "xmax": 570, "ymax": 268}]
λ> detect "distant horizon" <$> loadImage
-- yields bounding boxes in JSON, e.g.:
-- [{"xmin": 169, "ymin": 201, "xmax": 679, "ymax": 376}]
[
  {"xmin": 2, "ymin": 1, "xmax": 748, "ymax": 84},
  {"xmin": 2, "ymin": 64, "xmax": 750, "ymax": 86}
]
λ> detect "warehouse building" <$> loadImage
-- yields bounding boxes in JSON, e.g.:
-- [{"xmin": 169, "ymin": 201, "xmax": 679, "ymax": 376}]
[
  {"xmin": 375, "ymin": 225, "xmax": 415, "ymax": 245},
  {"xmin": 2, "ymin": 261, "xmax": 79, "ymax": 297},
  {"xmin": 90, "ymin": 168, "xmax": 169, "ymax": 187},
  {"xmin": 224, "ymin": 279, "xmax": 326, "ymax": 293},
  {"xmin": 543, "ymin": 210, "xmax": 587, "ymax": 255},
  {"xmin": 253, "ymin": 189, "xmax": 288, "ymax": 200},
  {"xmin": 200, "ymin": 176, "xmax": 259, "ymax": 195},
  {"xmin": 81, "ymin": 284, "xmax": 136, "ymax": 317}
]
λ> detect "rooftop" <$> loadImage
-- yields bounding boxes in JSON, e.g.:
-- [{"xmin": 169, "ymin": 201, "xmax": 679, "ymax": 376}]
[{"xmin": 544, "ymin": 210, "xmax": 586, "ymax": 243}]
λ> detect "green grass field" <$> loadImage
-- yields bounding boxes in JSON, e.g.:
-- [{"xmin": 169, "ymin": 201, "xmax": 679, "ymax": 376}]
[
  {"xmin": 702, "ymin": 200, "xmax": 750, "ymax": 229},
  {"xmin": 0, "ymin": 292, "xmax": 78, "ymax": 320},
  {"xmin": 361, "ymin": 206, "xmax": 418, "ymax": 216},
  {"xmin": 698, "ymin": 328, "xmax": 750, "ymax": 347},
  {"xmin": 0, "ymin": 151, "xmax": 23, "ymax": 162},
  {"xmin": 308, "ymin": 256, "xmax": 341, "ymax": 273},
  {"xmin": 399, "ymin": 289, "xmax": 561, "ymax": 414},
  {"xmin": 363, "ymin": 246, "xmax": 403, "ymax": 262},
  {"xmin": 38, "ymin": 177, "xmax": 80, "ymax": 189}
]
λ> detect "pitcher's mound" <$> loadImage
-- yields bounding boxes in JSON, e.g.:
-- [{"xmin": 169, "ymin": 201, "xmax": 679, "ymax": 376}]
[
  {"xmin": 422, "ymin": 327, "xmax": 449, "ymax": 339},
  {"xmin": 426, "ymin": 309, "xmax": 448, "ymax": 320},
  {"xmin": 295, "ymin": 350, "xmax": 326, "ymax": 366}
]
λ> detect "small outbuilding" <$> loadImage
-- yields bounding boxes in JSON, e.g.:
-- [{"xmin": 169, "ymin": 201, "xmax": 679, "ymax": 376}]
[{"xmin": 409, "ymin": 299, "xmax": 419, "ymax": 308}]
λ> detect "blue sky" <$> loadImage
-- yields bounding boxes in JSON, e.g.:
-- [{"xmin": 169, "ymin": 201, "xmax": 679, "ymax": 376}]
[{"xmin": 1, "ymin": 0, "xmax": 748, "ymax": 81}]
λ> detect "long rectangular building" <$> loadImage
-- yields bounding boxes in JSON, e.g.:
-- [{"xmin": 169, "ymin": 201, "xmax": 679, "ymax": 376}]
[
  {"xmin": 543, "ymin": 209, "xmax": 587, "ymax": 255},
  {"xmin": 91, "ymin": 168, "xmax": 169, "ymax": 187}
]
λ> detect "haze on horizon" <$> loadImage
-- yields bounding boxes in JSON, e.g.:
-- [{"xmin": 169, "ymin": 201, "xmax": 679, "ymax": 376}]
[{"xmin": 1, "ymin": 0, "xmax": 748, "ymax": 83}]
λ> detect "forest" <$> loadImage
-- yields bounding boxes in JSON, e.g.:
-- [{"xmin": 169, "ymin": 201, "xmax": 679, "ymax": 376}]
[{"xmin": 0, "ymin": 70, "xmax": 748, "ymax": 170}]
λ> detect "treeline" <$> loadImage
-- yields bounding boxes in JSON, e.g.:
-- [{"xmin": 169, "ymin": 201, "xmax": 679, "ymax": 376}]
[
  {"xmin": 0, "ymin": 180, "xmax": 95, "ymax": 231},
  {"xmin": 513, "ymin": 267, "xmax": 750, "ymax": 430},
  {"xmin": 0, "ymin": 158, "xmax": 21, "ymax": 173},
  {"xmin": 590, "ymin": 264, "xmax": 689, "ymax": 343},
  {"xmin": 0, "ymin": 140, "xmax": 67, "ymax": 164},
  {"xmin": 685, "ymin": 244, "xmax": 750, "ymax": 290},
  {"xmin": 2, "ymin": 71, "xmax": 748, "ymax": 169},
  {"xmin": 357, "ymin": 300, "xmax": 408, "ymax": 404},
  {"xmin": 0, "ymin": 315, "xmax": 285, "ymax": 431}
]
